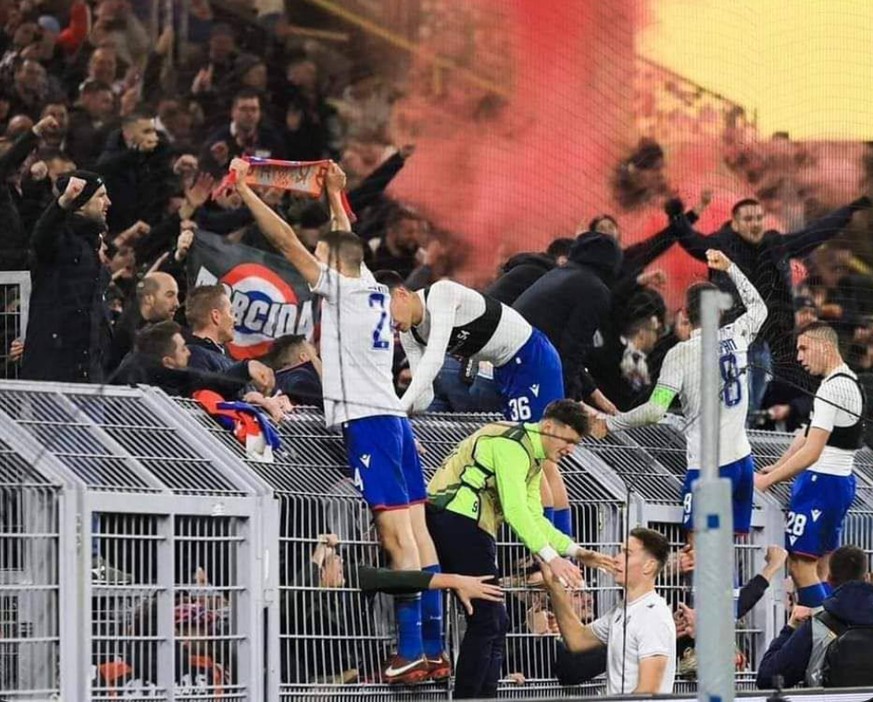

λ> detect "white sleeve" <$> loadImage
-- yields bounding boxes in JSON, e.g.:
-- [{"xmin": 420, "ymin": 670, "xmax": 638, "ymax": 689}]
[
  {"xmin": 590, "ymin": 611, "xmax": 611, "ymax": 644},
  {"xmin": 635, "ymin": 609, "xmax": 675, "ymax": 659},
  {"xmin": 399, "ymin": 333, "xmax": 433, "ymax": 413},
  {"xmin": 810, "ymin": 378, "xmax": 858, "ymax": 433},
  {"xmin": 654, "ymin": 345, "xmax": 684, "ymax": 393},
  {"xmin": 310, "ymin": 263, "xmax": 339, "ymax": 302},
  {"xmin": 727, "ymin": 263, "xmax": 768, "ymax": 340},
  {"xmin": 399, "ymin": 284, "xmax": 459, "ymax": 413}
]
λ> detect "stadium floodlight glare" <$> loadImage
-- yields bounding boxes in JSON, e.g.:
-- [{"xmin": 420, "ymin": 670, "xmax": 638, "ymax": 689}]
[{"xmin": 695, "ymin": 289, "xmax": 736, "ymax": 702}]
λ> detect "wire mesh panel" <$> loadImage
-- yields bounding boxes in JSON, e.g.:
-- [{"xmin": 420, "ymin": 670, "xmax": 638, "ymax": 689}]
[
  {"xmin": 174, "ymin": 515, "xmax": 247, "ymax": 701},
  {"xmin": 0, "ymin": 383, "xmax": 258, "ymax": 497},
  {"xmin": 90, "ymin": 512, "xmax": 166, "ymax": 701},
  {"xmin": 0, "ymin": 437, "xmax": 60, "ymax": 700},
  {"xmin": 0, "ymin": 272, "xmax": 29, "ymax": 381}
]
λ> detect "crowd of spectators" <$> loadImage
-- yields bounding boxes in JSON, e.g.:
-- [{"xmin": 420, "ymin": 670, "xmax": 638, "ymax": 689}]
[{"xmin": 1, "ymin": 0, "xmax": 873, "ymax": 693}]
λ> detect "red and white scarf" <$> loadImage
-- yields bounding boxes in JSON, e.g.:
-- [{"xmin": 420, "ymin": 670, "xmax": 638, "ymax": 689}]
[{"xmin": 215, "ymin": 156, "xmax": 355, "ymax": 221}]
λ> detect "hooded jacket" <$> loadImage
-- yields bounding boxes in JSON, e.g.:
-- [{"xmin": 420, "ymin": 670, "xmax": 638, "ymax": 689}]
[
  {"xmin": 485, "ymin": 252, "xmax": 556, "ymax": 306},
  {"xmin": 513, "ymin": 233, "xmax": 623, "ymax": 400},
  {"xmin": 757, "ymin": 580, "xmax": 873, "ymax": 689},
  {"xmin": 21, "ymin": 201, "xmax": 111, "ymax": 383}
]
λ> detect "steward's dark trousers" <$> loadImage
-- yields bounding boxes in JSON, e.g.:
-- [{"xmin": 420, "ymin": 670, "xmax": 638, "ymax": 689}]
[{"xmin": 426, "ymin": 507, "xmax": 508, "ymax": 699}]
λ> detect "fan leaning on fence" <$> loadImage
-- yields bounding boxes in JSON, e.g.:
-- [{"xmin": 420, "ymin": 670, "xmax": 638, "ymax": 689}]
[{"xmin": 426, "ymin": 399, "xmax": 614, "ymax": 700}]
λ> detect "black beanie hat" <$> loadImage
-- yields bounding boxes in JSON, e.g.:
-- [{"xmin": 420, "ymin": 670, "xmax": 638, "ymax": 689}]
[{"xmin": 56, "ymin": 170, "xmax": 105, "ymax": 210}]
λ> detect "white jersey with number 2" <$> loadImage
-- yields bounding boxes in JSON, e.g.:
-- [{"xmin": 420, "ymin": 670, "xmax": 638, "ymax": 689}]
[
  {"xmin": 657, "ymin": 263, "xmax": 767, "ymax": 468},
  {"xmin": 311, "ymin": 263, "xmax": 406, "ymax": 427}
]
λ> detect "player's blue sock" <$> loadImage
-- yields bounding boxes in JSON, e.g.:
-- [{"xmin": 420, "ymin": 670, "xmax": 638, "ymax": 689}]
[
  {"xmin": 796, "ymin": 583, "xmax": 828, "ymax": 607},
  {"xmin": 822, "ymin": 582, "xmax": 833, "ymax": 598},
  {"xmin": 554, "ymin": 508, "xmax": 572, "ymax": 537},
  {"xmin": 395, "ymin": 594, "xmax": 424, "ymax": 661},
  {"xmin": 421, "ymin": 564, "xmax": 443, "ymax": 658},
  {"xmin": 543, "ymin": 507, "xmax": 555, "ymax": 525}
]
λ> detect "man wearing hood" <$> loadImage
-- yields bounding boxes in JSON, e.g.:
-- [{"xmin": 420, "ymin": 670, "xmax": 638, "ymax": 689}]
[
  {"xmin": 485, "ymin": 238, "xmax": 573, "ymax": 306},
  {"xmin": 757, "ymin": 544, "xmax": 873, "ymax": 689},
  {"xmin": 513, "ymin": 232, "xmax": 623, "ymax": 412},
  {"xmin": 22, "ymin": 171, "xmax": 113, "ymax": 383}
]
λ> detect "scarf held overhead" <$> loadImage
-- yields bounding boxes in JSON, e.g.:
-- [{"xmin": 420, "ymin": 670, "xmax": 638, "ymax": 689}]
[{"xmin": 216, "ymin": 156, "xmax": 355, "ymax": 221}]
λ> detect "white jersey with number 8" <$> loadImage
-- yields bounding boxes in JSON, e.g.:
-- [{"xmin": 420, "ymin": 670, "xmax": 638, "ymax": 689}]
[{"xmin": 657, "ymin": 263, "xmax": 767, "ymax": 468}]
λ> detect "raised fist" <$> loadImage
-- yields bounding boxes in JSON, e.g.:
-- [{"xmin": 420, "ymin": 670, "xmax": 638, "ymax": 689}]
[
  {"xmin": 58, "ymin": 176, "xmax": 87, "ymax": 209},
  {"xmin": 706, "ymin": 249, "xmax": 731, "ymax": 271},
  {"xmin": 32, "ymin": 115, "xmax": 59, "ymax": 138}
]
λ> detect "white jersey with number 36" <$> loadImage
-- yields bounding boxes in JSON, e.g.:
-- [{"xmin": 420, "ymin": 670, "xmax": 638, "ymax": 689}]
[
  {"xmin": 311, "ymin": 263, "xmax": 406, "ymax": 427},
  {"xmin": 657, "ymin": 264, "xmax": 767, "ymax": 468}
]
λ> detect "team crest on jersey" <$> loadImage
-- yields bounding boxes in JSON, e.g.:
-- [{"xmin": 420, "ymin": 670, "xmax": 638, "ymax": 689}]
[{"xmin": 197, "ymin": 263, "xmax": 316, "ymax": 359}]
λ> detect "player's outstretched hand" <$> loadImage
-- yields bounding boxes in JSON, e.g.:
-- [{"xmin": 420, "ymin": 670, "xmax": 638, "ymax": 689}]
[
  {"xmin": 587, "ymin": 414, "xmax": 608, "ymax": 440},
  {"xmin": 543, "ymin": 556, "xmax": 582, "ymax": 590},
  {"xmin": 450, "ymin": 574, "xmax": 503, "ymax": 615},
  {"xmin": 706, "ymin": 249, "xmax": 731, "ymax": 271},
  {"xmin": 574, "ymin": 547, "xmax": 615, "ymax": 574}
]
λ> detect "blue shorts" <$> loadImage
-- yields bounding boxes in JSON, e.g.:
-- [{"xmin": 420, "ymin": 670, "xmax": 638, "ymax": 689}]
[
  {"xmin": 682, "ymin": 454, "xmax": 755, "ymax": 533},
  {"xmin": 494, "ymin": 328, "xmax": 564, "ymax": 422},
  {"xmin": 786, "ymin": 471, "xmax": 856, "ymax": 557},
  {"xmin": 342, "ymin": 416, "xmax": 427, "ymax": 511}
]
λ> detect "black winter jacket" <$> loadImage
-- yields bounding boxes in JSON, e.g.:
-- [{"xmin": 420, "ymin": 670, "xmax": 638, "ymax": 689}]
[
  {"xmin": 96, "ymin": 130, "xmax": 177, "ymax": 234},
  {"xmin": 513, "ymin": 233, "xmax": 623, "ymax": 400},
  {"xmin": 21, "ymin": 202, "xmax": 111, "ymax": 382},
  {"xmin": 670, "ymin": 198, "xmax": 871, "ymax": 371}
]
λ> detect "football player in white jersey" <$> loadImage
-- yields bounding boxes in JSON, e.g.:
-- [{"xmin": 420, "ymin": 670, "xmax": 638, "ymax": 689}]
[
  {"xmin": 375, "ymin": 271, "xmax": 576, "ymax": 538},
  {"xmin": 755, "ymin": 322, "xmax": 861, "ymax": 608},
  {"xmin": 604, "ymin": 250, "xmax": 768, "ymax": 540},
  {"xmin": 229, "ymin": 159, "xmax": 444, "ymax": 683}
]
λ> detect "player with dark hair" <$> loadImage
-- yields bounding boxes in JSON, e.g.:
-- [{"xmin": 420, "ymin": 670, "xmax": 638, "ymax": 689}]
[
  {"xmin": 229, "ymin": 157, "xmax": 443, "ymax": 683},
  {"xmin": 604, "ymin": 250, "xmax": 767, "ymax": 539},
  {"xmin": 541, "ymin": 526, "xmax": 675, "ymax": 695},
  {"xmin": 425, "ymin": 399, "xmax": 613, "ymax": 699},
  {"xmin": 755, "ymin": 322, "xmax": 863, "ymax": 608}
]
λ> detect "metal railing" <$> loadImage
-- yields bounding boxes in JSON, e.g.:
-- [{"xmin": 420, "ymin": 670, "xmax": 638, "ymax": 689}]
[
  {"xmin": 1, "ymin": 380, "xmax": 871, "ymax": 699},
  {"xmin": 0, "ymin": 272, "xmax": 29, "ymax": 381}
]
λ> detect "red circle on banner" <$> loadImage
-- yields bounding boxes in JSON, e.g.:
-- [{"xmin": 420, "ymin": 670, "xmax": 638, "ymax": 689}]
[{"xmin": 220, "ymin": 263, "xmax": 299, "ymax": 359}]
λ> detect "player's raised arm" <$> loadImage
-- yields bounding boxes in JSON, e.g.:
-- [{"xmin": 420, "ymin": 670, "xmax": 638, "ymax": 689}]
[
  {"xmin": 230, "ymin": 158, "xmax": 321, "ymax": 285},
  {"xmin": 325, "ymin": 162, "xmax": 352, "ymax": 232},
  {"xmin": 706, "ymin": 249, "xmax": 767, "ymax": 337}
]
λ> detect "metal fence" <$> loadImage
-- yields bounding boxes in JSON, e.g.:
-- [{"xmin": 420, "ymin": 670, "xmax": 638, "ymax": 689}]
[
  {"xmin": 0, "ymin": 272, "xmax": 29, "ymax": 381},
  {"xmin": 1, "ymin": 381, "xmax": 871, "ymax": 699},
  {"xmin": 0, "ymin": 380, "xmax": 278, "ymax": 702}
]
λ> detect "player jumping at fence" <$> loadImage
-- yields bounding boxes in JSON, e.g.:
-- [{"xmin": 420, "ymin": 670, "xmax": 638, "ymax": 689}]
[
  {"xmin": 229, "ymin": 158, "xmax": 445, "ymax": 684},
  {"xmin": 755, "ymin": 322, "xmax": 862, "ymax": 608},
  {"xmin": 602, "ymin": 250, "xmax": 767, "ymax": 541},
  {"xmin": 426, "ymin": 399, "xmax": 614, "ymax": 699},
  {"xmin": 374, "ymin": 270, "xmax": 577, "ymax": 539}
]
